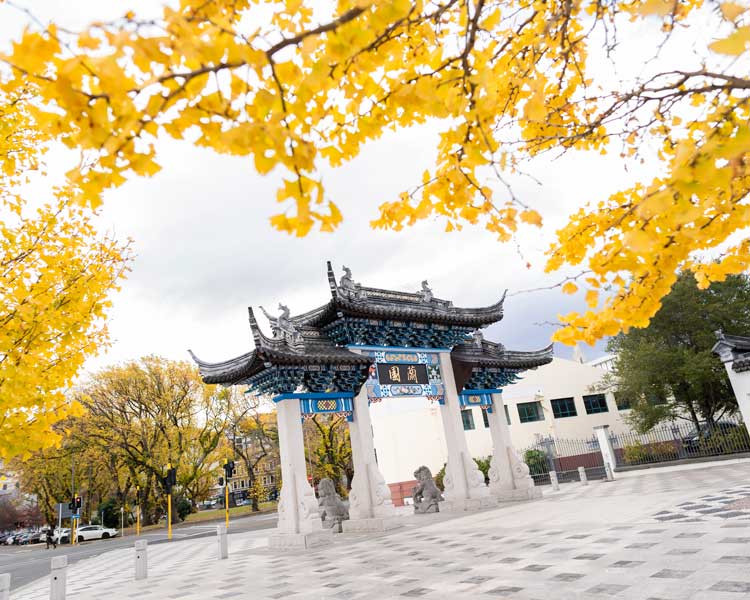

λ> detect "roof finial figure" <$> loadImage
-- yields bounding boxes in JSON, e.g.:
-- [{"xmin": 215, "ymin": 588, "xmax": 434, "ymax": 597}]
[
  {"xmin": 473, "ymin": 330, "xmax": 484, "ymax": 348},
  {"xmin": 420, "ymin": 280, "xmax": 434, "ymax": 303},
  {"xmin": 340, "ymin": 266, "xmax": 355, "ymax": 290},
  {"xmin": 338, "ymin": 265, "xmax": 367, "ymax": 299},
  {"xmin": 260, "ymin": 303, "xmax": 299, "ymax": 341}
]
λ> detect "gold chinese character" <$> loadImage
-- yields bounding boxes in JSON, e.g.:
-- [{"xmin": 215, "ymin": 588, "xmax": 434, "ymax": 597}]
[
  {"xmin": 406, "ymin": 365, "xmax": 418, "ymax": 383},
  {"xmin": 388, "ymin": 365, "xmax": 401, "ymax": 382}
]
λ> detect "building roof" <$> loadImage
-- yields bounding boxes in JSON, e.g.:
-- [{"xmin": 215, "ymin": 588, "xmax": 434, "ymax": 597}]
[
  {"xmin": 189, "ymin": 262, "xmax": 553, "ymax": 391},
  {"xmin": 450, "ymin": 332, "xmax": 554, "ymax": 391},
  {"xmin": 283, "ymin": 262, "xmax": 506, "ymax": 329},
  {"xmin": 713, "ymin": 331, "xmax": 750, "ymax": 373},
  {"xmin": 189, "ymin": 307, "xmax": 371, "ymax": 385}
]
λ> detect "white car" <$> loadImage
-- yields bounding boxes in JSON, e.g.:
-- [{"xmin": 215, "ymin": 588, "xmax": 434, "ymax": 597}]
[
  {"xmin": 75, "ymin": 525, "xmax": 119, "ymax": 542},
  {"xmin": 52, "ymin": 528, "xmax": 70, "ymax": 544}
]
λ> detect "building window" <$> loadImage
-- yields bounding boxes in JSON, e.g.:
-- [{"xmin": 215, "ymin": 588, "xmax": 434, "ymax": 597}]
[
  {"xmin": 481, "ymin": 409, "xmax": 490, "ymax": 428},
  {"xmin": 551, "ymin": 397, "xmax": 577, "ymax": 419},
  {"xmin": 504, "ymin": 405, "xmax": 511, "ymax": 425},
  {"xmin": 461, "ymin": 409, "xmax": 475, "ymax": 430},
  {"xmin": 583, "ymin": 394, "xmax": 609, "ymax": 414},
  {"xmin": 614, "ymin": 393, "xmax": 631, "ymax": 411},
  {"xmin": 517, "ymin": 401, "xmax": 543, "ymax": 423}
]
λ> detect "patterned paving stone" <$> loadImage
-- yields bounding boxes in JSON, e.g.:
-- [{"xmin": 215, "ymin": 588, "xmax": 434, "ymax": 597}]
[
  {"xmin": 611, "ymin": 560, "xmax": 645, "ymax": 568},
  {"xmin": 552, "ymin": 573, "xmax": 585, "ymax": 582},
  {"xmin": 485, "ymin": 586, "xmax": 523, "ymax": 595},
  {"xmin": 709, "ymin": 581, "xmax": 750, "ymax": 593},
  {"xmin": 460, "ymin": 576, "xmax": 494, "ymax": 584},
  {"xmin": 584, "ymin": 584, "xmax": 630, "ymax": 595},
  {"xmin": 651, "ymin": 569, "xmax": 693, "ymax": 579},
  {"xmin": 716, "ymin": 556, "xmax": 750, "ymax": 564},
  {"xmin": 401, "ymin": 588, "xmax": 433, "ymax": 597}
]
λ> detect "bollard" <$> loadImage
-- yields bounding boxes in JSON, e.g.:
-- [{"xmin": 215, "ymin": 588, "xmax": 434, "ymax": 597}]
[
  {"xmin": 0, "ymin": 573, "xmax": 10, "ymax": 600},
  {"xmin": 549, "ymin": 471, "xmax": 560, "ymax": 491},
  {"xmin": 604, "ymin": 462, "xmax": 615, "ymax": 482},
  {"xmin": 217, "ymin": 524, "xmax": 228, "ymax": 560},
  {"xmin": 135, "ymin": 540, "xmax": 148, "ymax": 580},
  {"xmin": 50, "ymin": 555, "xmax": 67, "ymax": 600},
  {"xmin": 578, "ymin": 466, "xmax": 589, "ymax": 485}
]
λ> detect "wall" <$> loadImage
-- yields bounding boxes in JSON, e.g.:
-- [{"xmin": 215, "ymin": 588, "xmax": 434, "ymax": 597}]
[{"xmin": 369, "ymin": 357, "xmax": 633, "ymax": 486}]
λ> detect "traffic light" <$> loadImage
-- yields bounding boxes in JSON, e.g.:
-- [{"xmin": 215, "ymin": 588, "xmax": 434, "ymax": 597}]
[
  {"xmin": 218, "ymin": 476, "xmax": 224, "ymax": 486},
  {"xmin": 68, "ymin": 500, "xmax": 74, "ymax": 511},
  {"xmin": 223, "ymin": 460, "xmax": 235, "ymax": 480},
  {"xmin": 75, "ymin": 495, "xmax": 82, "ymax": 509},
  {"xmin": 163, "ymin": 467, "xmax": 177, "ymax": 493}
]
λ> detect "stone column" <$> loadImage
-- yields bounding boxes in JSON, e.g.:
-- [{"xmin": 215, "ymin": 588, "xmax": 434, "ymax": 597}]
[
  {"xmin": 438, "ymin": 352, "xmax": 495, "ymax": 511},
  {"xmin": 269, "ymin": 398, "xmax": 332, "ymax": 549},
  {"xmin": 487, "ymin": 393, "xmax": 541, "ymax": 501},
  {"xmin": 722, "ymin": 364, "xmax": 750, "ymax": 428},
  {"xmin": 594, "ymin": 424, "xmax": 617, "ymax": 475},
  {"xmin": 344, "ymin": 387, "xmax": 400, "ymax": 532}
]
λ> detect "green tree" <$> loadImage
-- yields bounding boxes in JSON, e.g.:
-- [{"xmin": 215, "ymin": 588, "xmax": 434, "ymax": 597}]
[{"xmin": 609, "ymin": 272, "xmax": 750, "ymax": 432}]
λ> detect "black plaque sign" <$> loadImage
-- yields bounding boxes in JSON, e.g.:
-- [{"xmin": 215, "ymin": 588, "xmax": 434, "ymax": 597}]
[{"xmin": 376, "ymin": 363, "xmax": 429, "ymax": 385}]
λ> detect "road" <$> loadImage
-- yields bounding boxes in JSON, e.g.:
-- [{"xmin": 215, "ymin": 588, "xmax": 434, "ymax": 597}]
[{"xmin": 0, "ymin": 511, "xmax": 278, "ymax": 591}]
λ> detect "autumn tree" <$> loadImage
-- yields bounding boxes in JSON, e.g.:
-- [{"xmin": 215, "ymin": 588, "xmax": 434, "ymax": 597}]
[
  {"xmin": 75, "ymin": 357, "xmax": 230, "ymax": 524},
  {"xmin": 225, "ymin": 389, "xmax": 278, "ymax": 512},
  {"xmin": 609, "ymin": 272, "xmax": 750, "ymax": 432},
  {"xmin": 2, "ymin": 0, "xmax": 750, "ymax": 351},
  {"xmin": 0, "ymin": 90, "xmax": 129, "ymax": 461},
  {"xmin": 304, "ymin": 414, "xmax": 353, "ymax": 496}
]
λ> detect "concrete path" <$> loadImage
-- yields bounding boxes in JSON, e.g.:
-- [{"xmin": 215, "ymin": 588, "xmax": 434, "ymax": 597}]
[
  {"xmin": 8, "ymin": 461, "xmax": 750, "ymax": 599},
  {"xmin": 0, "ymin": 511, "xmax": 278, "ymax": 591}
]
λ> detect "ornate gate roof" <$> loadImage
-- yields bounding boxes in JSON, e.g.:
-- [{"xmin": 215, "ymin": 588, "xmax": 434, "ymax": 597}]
[{"xmin": 189, "ymin": 262, "xmax": 553, "ymax": 395}]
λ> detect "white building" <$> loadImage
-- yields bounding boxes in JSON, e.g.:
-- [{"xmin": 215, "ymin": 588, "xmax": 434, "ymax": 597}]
[{"xmin": 370, "ymin": 357, "xmax": 631, "ymax": 502}]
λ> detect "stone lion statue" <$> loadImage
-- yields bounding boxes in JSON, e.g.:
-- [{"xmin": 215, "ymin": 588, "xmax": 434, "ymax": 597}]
[
  {"xmin": 412, "ymin": 466, "xmax": 443, "ymax": 514},
  {"xmin": 317, "ymin": 478, "xmax": 349, "ymax": 531}
]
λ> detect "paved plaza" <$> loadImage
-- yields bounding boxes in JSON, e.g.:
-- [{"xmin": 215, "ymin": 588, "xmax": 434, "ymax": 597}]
[{"xmin": 9, "ymin": 460, "xmax": 750, "ymax": 600}]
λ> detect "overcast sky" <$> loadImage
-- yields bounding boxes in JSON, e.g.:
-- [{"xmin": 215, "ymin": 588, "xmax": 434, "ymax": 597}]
[{"xmin": 2, "ymin": 1, "xmax": 711, "ymax": 373}]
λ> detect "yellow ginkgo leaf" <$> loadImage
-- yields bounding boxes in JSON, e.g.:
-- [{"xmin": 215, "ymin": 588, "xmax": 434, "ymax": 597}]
[
  {"xmin": 720, "ymin": 1, "xmax": 747, "ymax": 21},
  {"xmin": 709, "ymin": 26, "xmax": 750, "ymax": 55}
]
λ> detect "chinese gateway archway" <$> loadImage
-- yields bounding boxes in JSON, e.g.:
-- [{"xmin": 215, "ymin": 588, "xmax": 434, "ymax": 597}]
[{"xmin": 190, "ymin": 262, "xmax": 552, "ymax": 548}]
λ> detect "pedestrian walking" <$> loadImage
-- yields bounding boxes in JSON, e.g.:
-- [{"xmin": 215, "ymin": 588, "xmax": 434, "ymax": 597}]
[{"xmin": 45, "ymin": 526, "xmax": 56, "ymax": 549}]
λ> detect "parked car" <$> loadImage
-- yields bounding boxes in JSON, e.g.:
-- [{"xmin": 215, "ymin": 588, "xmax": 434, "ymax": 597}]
[
  {"xmin": 14, "ymin": 533, "xmax": 30, "ymax": 545},
  {"xmin": 75, "ymin": 525, "xmax": 119, "ymax": 543},
  {"xmin": 683, "ymin": 421, "xmax": 750, "ymax": 454},
  {"xmin": 27, "ymin": 532, "xmax": 43, "ymax": 544},
  {"xmin": 53, "ymin": 528, "xmax": 70, "ymax": 544}
]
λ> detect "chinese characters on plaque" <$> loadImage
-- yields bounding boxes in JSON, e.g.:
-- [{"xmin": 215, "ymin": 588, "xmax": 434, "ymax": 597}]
[{"xmin": 377, "ymin": 363, "xmax": 429, "ymax": 385}]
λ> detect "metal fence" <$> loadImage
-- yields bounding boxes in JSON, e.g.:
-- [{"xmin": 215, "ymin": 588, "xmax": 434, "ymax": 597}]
[
  {"xmin": 609, "ymin": 416, "xmax": 750, "ymax": 467},
  {"xmin": 521, "ymin": 435, "xmax": 607, "ymax": 486}
]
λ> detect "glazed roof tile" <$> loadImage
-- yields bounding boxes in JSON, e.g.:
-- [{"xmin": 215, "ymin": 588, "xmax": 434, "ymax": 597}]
[{"xmin": 286, "ymin": 262, "xmax": 506, "ymax": 328}]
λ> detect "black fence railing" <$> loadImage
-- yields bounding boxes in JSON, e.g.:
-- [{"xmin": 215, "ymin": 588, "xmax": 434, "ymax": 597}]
[
  {"xmin": 521, "ymin": 435, "xmax": 606, "ymax": 486},
  {"xmin": 609, "ymin": 416, "xmax": 750, "ymax": 467}
]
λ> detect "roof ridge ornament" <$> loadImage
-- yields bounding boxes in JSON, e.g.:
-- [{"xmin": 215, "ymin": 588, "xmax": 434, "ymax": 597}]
[
  {"xmin": 260, "ymin": 303, "xmax": 302, "ymax": 344},
  {"xmin": 420, "ymin": 280, "xmax": 434, "ymax": 303},
  {"xmin": 472, "ymin": 330, "xmax": 484, "ymax": 348},
  {"xmin": 338, "ymin": 265, "xmax": 367, "ymax": 300}
]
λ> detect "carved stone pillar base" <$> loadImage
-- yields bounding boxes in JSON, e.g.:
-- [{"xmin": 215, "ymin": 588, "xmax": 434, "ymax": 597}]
[
  {"xmin": 342, "ymin": 517, "xmax": 403, "ymax": 533},
  {"xmin": 493, "ymin": 487, "xmax": 542, "ymax": 502},
  {"xmin": 441, "ymin": 496, "xmax": 498, "ymax": 513},
  {"xmin": 268, "ymin": 530, "xmax": 333, "ymax": 550}
]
